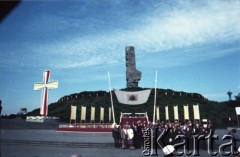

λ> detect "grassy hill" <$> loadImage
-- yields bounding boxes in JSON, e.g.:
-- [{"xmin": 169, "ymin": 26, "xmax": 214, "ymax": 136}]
[{"xmin": 27, "ymin": 88, "xmax": 238, "ymax": 128}]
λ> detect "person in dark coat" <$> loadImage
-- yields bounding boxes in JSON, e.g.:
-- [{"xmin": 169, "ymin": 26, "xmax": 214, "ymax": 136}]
[
  {"xmin": 112, "ymin": 125, "xmax": 119, "ymax": 147},
  {"xmin": 116, "ymin": 126, "xmax": 121, "ymax": 147},
  {"xmin": 137, "ymin": 123, "xmax": 144, "ymax": 149}
]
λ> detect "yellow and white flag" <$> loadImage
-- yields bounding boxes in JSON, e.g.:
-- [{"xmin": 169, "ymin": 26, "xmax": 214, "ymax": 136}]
[
  {"xmin": 81, "ymin": 106, "xmax": 86, "ymax": 121},
  {"xmin": 165, "ymin": 106, "xmax": 169, "ymax": 120},
  {"xmin": 193, "ymin": 104, "xmax": 200, "ymax": 120},
  {"xmin": 156, "ymin": 106, "xmax": 160, "ymax": 121},
  {"xmin": 91, "ymin": 106, "xmax": 95, "ymax": 121},
  {"xmin": 109, "ymin": 107, "xmax": 112, "ymax": 122},
  {"xmin": 173, "ymin": 105, "xmax": 179, "ymax": 120},
  {"xmin": 100, "ymin": 107, "xmax": 104, "ymax": 122},
  {"xmin": 183, "ymin": 105, "xmax": 189, "ymax": 120},
  {"xmin": 70, "ymin": 105, "xmax": 77, "ymax": 120}
]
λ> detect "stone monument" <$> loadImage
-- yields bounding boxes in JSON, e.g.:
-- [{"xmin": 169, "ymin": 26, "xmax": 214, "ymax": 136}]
[{"xmin": 125, "ymin": 46, "xmax": 142, "ymax": 88}]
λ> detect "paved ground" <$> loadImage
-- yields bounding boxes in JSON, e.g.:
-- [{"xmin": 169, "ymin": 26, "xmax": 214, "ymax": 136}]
[
  {"xmin": 1, "ymin": 119, "xmax": 239, "ymax": 157},
  {"xmin": 1, "ymin": 130, "xmax": 112, "ymax": 143},
  {"xmin": 2, "ymin": 144, "xmax": 233, "ymax": 157}
]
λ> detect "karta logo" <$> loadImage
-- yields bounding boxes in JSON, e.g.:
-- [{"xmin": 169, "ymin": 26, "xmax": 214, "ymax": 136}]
[{"xmin": 142, "ymin": 128, "xmax": 239, "ymax": 156}]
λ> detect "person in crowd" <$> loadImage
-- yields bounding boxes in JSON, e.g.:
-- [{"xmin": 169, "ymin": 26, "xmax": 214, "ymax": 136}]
[
  {"xmin": 185, "ymin": 122, "xmax": 193, "ymax": 150},
  {"xmin": 134, "ymin": 121, "xmax": 142, "ymax": 149},
  {"xmin": 131, "ymin": 123, "xmax": 138, "ymax": 148},
  {"xmin": 116, "ymin": 125, "xmax": 121, "ymax": 147},
  {"xmin": 207, "ymin": 120, "xmax": 215, "ymax": 134},
  {"xmin": 114, "ymin": 119, "xmax": 216, "ymax": 152},
  {"xmin": 127, "ymin": 125, "xmax": 135, "ymax": 149},
  {"xmin": 121, "ymin": 125, "xmax": 127, "ymax": 149},
  {"xmin": 229, "ymin": 129, "xmax": 240, "ymax": 141},
  {"xmin": 112, "ymin": 124, "xmax": 119, "ymax": 147},
  {"xmin": 199, "ymin": 125, "xmax": 208, "ymax": 149}
]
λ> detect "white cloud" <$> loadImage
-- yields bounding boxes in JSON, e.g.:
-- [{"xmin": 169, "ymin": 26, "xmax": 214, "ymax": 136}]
[
  {"xmin": 51, "ymin": 1, "xmax": 239, "ymax": 68},
  {"xmin": 1, "ymin": 0, "xmax": 240, "ymax": 69}
]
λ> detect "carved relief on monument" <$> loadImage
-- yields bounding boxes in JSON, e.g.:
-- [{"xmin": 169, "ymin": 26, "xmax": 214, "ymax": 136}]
[{"xmin": 125, "ymin": 46, "xmax": 142, "ymax": 88}]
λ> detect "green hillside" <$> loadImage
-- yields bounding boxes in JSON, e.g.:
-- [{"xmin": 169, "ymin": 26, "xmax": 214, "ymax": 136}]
[{"xmin": 27, "ymin": 88, "xmax": 238, "ymax": 128}]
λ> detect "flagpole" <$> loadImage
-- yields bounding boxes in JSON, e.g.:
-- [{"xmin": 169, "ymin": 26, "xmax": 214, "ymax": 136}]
[
  {"xmin": 153, "ymin": 70, "xmax": 157, "ymax": 123},
  {"xmin": 108, "ymin": 72, "xmax": 116, "ymax": 124},
  {"xmin": 70, "ymin": 105, "xmax": 72, "ymax": 124}
]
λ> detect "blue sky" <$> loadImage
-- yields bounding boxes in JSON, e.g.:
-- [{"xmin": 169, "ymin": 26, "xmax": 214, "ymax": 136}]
[{"xmin": 0, "ymin": 0, "xmax": 240, "ymax": 115}]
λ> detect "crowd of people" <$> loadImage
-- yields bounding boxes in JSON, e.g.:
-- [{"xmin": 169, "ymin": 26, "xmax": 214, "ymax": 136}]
[{"xmin": 112, "ymin": 119, "xmax": 216, "ymax": 150}]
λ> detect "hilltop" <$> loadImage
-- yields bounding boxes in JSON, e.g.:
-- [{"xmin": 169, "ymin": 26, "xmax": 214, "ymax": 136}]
[{"xmin": 27, "ymin": 88, "xmax": 238, "ymax": 128}]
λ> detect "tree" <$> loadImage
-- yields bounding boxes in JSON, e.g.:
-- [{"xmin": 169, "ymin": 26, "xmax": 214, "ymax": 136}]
[
  {"xmin": 227, "ymin": 91, "xmax": 232, "ymax": 100},
  {"xmin": 18, "ymin": 108, "xmax": 27, "ymax": 115},
  {"xmin": 235, "ymin": 93, "xmax": 240, "ymax": 102}
]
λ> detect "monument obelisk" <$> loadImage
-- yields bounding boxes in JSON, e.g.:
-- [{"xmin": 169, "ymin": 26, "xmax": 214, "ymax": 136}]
[{"xmin": 125, "ymin": 46, "xmax": 142, "ymax": 88}]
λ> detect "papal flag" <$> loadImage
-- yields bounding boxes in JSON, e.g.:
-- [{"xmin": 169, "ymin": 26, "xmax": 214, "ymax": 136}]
[
  {"xmin": 70, "ymin": 105, "xmax": 77, "ymax": 120},
  {"xmin": 193, "ymin": 104, "xmax": 200, "ymax": 120},
  {"xmin": 91, "ymin": 106, "xmax": 95, "ymax": 121},
  {"xmin": 81, "ymin": 106, "xmax": 86, "ymax": 121},
  {"xmin": 183, "ymin": 105, "xmax": 189, "ymax": 120},
  {"xmin": 100, "ymin": 107, "xmax": 104, "ymax": 122},
  {"xmin": 109, "ymin": 107, "xmax": 112, "ymax": 122},
  {"xmin": 156, "ymin": 106, "xmax": 160, "ymax": 121},
  {"xmin": 165, "ymin": 106, "xmax": 169, "ymax": 120},
  {"xmin": 173, "ymin": 105, "xmax": 179, "ymax": 120},
  {"xmin": 114, "ymin": 89, "xmax": 151, "ymax": 105}
]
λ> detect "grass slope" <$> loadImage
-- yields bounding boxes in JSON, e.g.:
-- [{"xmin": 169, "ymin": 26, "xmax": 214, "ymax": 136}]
[{"xmin": 27, "ymin": 88, "xmax": 237, "ymax": 128}]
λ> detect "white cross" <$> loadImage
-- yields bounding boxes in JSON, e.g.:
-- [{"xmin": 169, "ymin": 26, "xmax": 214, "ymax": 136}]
[{"xmin": 34, "ymin": 70, "xmax": 58, "ymax": 116}]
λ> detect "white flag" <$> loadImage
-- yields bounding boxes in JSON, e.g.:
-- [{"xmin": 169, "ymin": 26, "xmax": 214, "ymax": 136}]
[
  {"xmin": 173, "ymin": 105, "xmax": 179, "ymax": 120},
  {"xmin": 70, "ymin": 105, "xmax": 77, "ymax": 120},
  {"xmin": 114, "ymin": 89, "xmax": 151, "ymax": 105}
]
